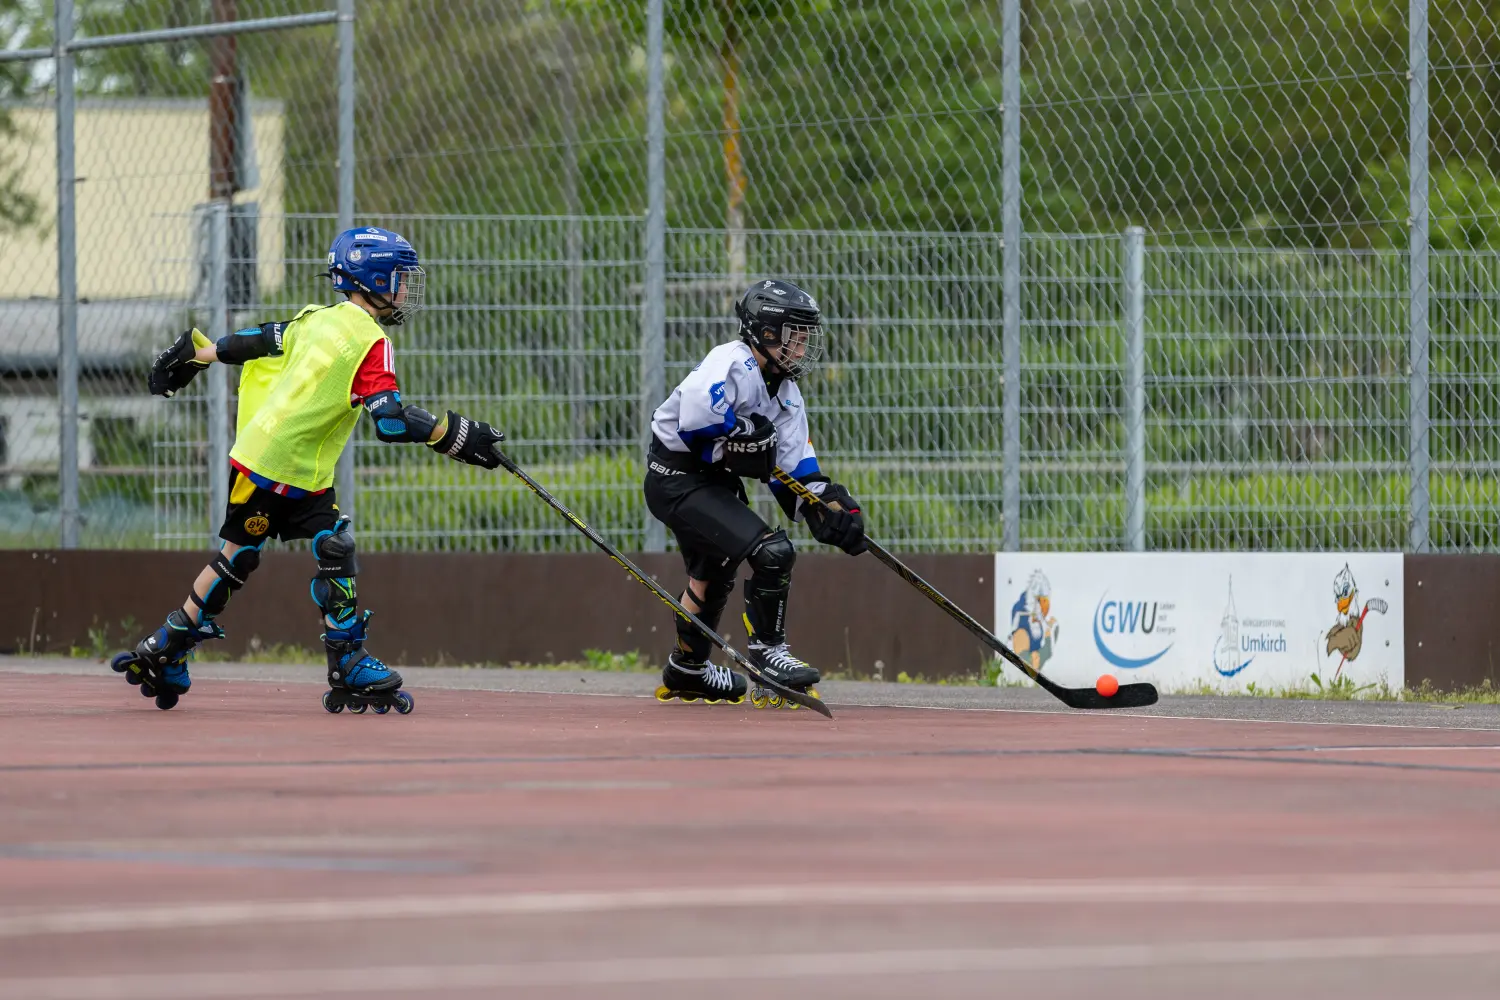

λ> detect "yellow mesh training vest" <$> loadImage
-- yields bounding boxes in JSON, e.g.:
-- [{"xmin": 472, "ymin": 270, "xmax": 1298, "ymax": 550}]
[{"xmin": 230, "ymin": 301, "xmax": 385, "ymax": 492}]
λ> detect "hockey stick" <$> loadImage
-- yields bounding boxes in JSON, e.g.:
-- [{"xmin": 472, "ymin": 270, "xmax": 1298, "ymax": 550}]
[
  {"xmin": 494, "ymin": 450, "xmax": 832, "ymax": 718},
  {"xmin": 771, "ymin": 467, "xmax": 1158, "ymax": 710}
]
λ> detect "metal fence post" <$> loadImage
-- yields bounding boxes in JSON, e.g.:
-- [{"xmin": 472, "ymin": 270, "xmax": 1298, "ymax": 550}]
[
  {"xmin": 641, "ymin": 0, "xmax": 667, "ymax": 552},
  {"xmin": 56, "ymin": 0, "xmax": 79, "ymax": 549},
  {"xmin": 335, "ymin": 0, "xmax": 358, "ymax": 521},
  {"xmin": 555, "ymin": 8, "xmax": 587, "ymax": 459},
  {"xmin": 1408, "ymin": 0, "xmax": 1430, "ymax": 553},
  {"xmin": 1000, "ymin": 0, "xmax": 1022, "ymax": 553},
  {"xmin": 1123, "ymin": 226, "xmax": 1146, "ymax": 552},
  {"xmin": 207, "ymin": 201, "xmax": 230, "ymax": 547}
]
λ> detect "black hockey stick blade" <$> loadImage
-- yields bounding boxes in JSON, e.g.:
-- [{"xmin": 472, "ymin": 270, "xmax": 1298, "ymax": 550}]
[
  {"xmin": 770, "ymin": 468, "xmax": 1158, "ymax": 711},
  {"xmin": 870, "ymin": 538, "xmax": 1157, "ymax": 710},
  {"xmin": 495, "ymin": 452, "xmax": 832, "ymax": 719}
]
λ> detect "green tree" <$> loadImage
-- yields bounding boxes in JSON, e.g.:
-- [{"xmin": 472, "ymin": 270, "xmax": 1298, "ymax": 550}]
[{"xmin": 0, "ymin": 0, "xmax": 43, "ymax": 233}]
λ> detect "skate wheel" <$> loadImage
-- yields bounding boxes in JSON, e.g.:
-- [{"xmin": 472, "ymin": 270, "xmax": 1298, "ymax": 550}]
[
  {"xmin": 767, "ymin": 694, "xmax": 784, "ymax": 709},
  {"xmin": 138, "ymin": 681, "xmax": 155, "ymax": 698},
  {"xmin": 728, "ymin": 694, "xmax": 746, "ymax": 705},
  {"xmin": 348, "ymin": 703, "xmax": 367, "ymax": 715},
  {"xmin": 155, "ymin": 690, "xmax": 179, "ymax": 711},
  {"xmin": 321, "ymin": 691, "xmax": 343, "ymax": 714},
  {"xmin": 110, "ymin": 653, "xmax": 133, "ymax": 674},
  {"xmin": 750, "ymin": 690, "xmax": 770, "ymax": 709},
  {"xmin": 654, "ymin": 686, "xmax": 673, "ymax": 703},
  {"xmin": 393, "ymin": 691, "xmax": 414, "ymax": 715},
  {"xmin": 373, "ymin": 702, "xmax": 390, "ymax": 715}
]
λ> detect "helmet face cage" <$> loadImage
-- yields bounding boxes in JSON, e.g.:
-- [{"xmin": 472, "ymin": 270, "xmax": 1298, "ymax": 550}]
[
  {"xmin": 387, "ymin": 266, "xmax": 426, "ymax": 325},
  {"xmin": 762, "ymin": 319, "xmax": 824, "ymax": 381}
]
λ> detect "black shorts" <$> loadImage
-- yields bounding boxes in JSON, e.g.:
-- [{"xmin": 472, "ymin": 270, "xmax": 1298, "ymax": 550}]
[
  {"xmin": 645, "ymin": 462, "xmax": 770, "ymax": 582},
  {"xmin": 219, "ymin": 466, "xmax": 342, "ymax": 547}
]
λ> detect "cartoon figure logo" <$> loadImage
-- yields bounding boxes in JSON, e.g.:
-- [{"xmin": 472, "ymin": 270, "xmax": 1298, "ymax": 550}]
[
  {"xmin": 1324, "ymin": 564, "xmax": 1388, "ymax": 680},
  {"xmin": 1009, "ymin": 570, "xmax": 1059, "ymax": 675},
  {"xmin": 1212, "ymin": 576, "xmax": 1252, "ymax": 677}
]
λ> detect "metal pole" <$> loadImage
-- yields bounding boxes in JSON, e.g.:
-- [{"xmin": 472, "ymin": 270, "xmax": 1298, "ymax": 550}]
[
  {"xmin": 56, "ymin": 0, "xmax": 79, "ymax": 549},
  {"xmin": 1123, "ymin": 227, "xmax": 1146, "ymax": 552},
  {"xmin": 1000, "ymin": 0, "xmax": 1022, "ymax": 553},
  {"xmin": 557, "ymin": 11, "xmax": 587, "ymax": 459},
  {"xmin": 642, "ymin": 0, "xmax": 667, "ymax": 552},
  {"xmin": 209, "ymin": 0, "xmax": 238, "ymax": 201},
  {"xmin": 208, "ymin": 202, "xmax": 230, "ymax": 547},
  {"xmin": 335, "ymin": 0, "xmax": 358, "ymax": 520},
  {"xmin": 1409, "ymin": 0, "xmax": 1430, "ymax": 553},
  {"xmin": 63, "ymin": 10, "xmax": 338, "ymax": 50}
]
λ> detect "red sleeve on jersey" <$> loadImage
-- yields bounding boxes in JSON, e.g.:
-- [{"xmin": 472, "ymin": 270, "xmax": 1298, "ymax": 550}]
[{"xmin": 350, "ymin": 337, "xmax": 399, "ymax": 403}]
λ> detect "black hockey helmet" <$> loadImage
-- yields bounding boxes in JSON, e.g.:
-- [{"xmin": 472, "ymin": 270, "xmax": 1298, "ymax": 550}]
[{"xmin": 735, "ymin": 278, "xmax": 824, "ymax": 381}]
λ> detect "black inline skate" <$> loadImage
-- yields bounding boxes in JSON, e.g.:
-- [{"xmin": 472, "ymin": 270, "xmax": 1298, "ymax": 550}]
[
  {"xmin": 742, "ymin": 615, "xmax": 820, "ymax": 710},
  {"xmin": 110, "ymin": 609, "xmax": 222, "ymax": 710},
  {"xmin": 655, "ymin": 652, "xmax": 748, "ymax": 706}
]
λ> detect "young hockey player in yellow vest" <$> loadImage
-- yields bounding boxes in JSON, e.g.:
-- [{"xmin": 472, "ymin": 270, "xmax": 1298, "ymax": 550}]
[{"xmin": 111, "ymin": 227, "xmax": 505, "ymax": 714}]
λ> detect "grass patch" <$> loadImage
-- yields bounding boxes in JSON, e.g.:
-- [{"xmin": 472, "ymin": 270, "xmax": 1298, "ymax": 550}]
[{"xmin": 1164, "ymin": 675, "xmax": 1500, "ymax": 704}]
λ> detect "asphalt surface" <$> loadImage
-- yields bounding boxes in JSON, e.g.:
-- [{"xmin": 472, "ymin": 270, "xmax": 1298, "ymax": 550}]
[
  {"xmin": 6, "ymin": 655, "xmax": 1499, "ymax": 730},
  {"xmin": 7, "ymin": 655, "xmax": 1500, "ymax": 999}
]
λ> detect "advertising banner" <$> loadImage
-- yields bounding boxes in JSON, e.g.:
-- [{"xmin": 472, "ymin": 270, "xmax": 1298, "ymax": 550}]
[{"xmin": 993, "ymin": 553, "xmax": 1404, "ymax": 693}]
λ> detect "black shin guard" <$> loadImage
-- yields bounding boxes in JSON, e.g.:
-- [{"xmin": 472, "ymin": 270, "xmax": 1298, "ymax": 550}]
[
  {"xmin": 189, "ymin": 543, "xmax": 262, "ymax": 624},
  {"xmin": 675, "ymin": 576, "xmax": 735, "ymax": 664},
  {"xmin": 742, "ymin": 529, "xmax": 796, "ymax": 646}
]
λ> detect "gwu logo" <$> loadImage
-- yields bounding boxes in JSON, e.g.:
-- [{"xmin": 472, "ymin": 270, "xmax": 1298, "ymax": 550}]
[{"xmin": 1092, "ymin": 594, "xmax": 1171, "ymax": 669}]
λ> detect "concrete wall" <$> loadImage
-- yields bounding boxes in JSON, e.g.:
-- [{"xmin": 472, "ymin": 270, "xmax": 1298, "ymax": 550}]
[
  {"xmin": 0, "ymin": 550, "xmax": 995, "ymax": 680},
  {"xmin": 9, "ymin": 549, "xmax": 1493, "ymax": 690}
]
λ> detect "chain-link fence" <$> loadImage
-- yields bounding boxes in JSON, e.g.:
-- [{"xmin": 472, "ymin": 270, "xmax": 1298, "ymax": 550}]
[
  {"xmin": 2, "ymin": 1, "xmax": 337, "ymax": 550},
  {"xmin": 5, "ymin": 1, "xmax": 1500, "ymax": 554}
]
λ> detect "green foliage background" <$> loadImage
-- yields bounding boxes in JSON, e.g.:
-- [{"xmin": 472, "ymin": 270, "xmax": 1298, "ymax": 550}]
[{"xmin": 7, "ymin": 1, "xmax": 1500, "ymax": 552}]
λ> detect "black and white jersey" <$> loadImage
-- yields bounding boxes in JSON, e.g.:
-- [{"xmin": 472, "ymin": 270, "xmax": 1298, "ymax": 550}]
[{"xmin": 650, "ymin": 341, "xmax": 826, "ymax": 510}]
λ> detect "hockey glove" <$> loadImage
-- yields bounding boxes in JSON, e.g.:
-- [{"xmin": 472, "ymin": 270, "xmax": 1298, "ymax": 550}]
[
  {"xmin": 804, "ymin": 481, "xmax": 868, "ymax": 555},
  {"xmin": 721, "ymin": 413, "xmax": 778, "ymax": 481},
  {"xmin": 431, "ymin": 410, "xmax": 505, "ymax": 469},
  {"xmin": 148, "ymin": 328, "xmax": 212, "ymax": 398}
]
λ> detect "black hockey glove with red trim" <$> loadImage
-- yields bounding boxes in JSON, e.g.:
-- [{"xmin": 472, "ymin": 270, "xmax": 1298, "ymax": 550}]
[{"xmin": 804, "ymin": 481, "xmax": 868, "ymax": 555}]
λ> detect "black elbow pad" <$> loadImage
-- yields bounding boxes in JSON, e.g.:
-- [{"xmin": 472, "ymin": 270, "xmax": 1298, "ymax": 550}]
[
  {"xmin": 215, "ymin": 322, "xmax": 286, "ymax": 365},
  {"xmin": 367, "ymin": 391, "xmax": 439, "ymax": 443}
]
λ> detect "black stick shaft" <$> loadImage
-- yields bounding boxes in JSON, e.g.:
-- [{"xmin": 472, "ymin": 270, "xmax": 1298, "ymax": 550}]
[{"xmin": 497, "ymin": 453, "xmax": 832, "ymax": 718}]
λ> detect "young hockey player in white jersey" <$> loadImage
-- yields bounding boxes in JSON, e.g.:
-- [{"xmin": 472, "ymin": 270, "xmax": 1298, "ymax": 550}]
[{"xmin": 645, "ymin": 279, "xmax": 868, "ymax": 705}]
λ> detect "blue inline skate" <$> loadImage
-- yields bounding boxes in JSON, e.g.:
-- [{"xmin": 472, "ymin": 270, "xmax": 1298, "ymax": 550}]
[
  {"xmin": 320, "ymin": 611, "xmax": 413, "ymax": 716},
  {"xmin": 110, "ymin": 609, "xmax": 222, "ymax": 710}
]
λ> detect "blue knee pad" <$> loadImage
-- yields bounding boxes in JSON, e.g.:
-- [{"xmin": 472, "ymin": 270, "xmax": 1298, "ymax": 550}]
[{"xmin": 310, "ymin": 519, "xmax": 360, "ymax": 629}]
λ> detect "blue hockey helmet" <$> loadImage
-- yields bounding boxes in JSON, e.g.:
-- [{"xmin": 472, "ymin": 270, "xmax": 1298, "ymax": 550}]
[{"xmin": 327, "ymin": 226, "xmax": 426, "ymax": 326}]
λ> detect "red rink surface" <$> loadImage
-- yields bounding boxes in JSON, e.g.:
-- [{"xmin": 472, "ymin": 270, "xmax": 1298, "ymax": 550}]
[{"xmin": 3, "ymin": 672, "xmax": 1500, "ymax": 999}]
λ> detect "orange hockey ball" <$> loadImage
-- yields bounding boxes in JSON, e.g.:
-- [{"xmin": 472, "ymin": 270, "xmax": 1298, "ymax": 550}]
[{"xmin": 1096, "ymin": 674, "xmax": 1119, "ymax": 697}]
